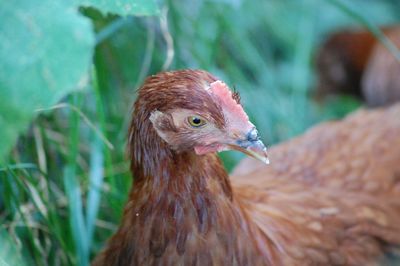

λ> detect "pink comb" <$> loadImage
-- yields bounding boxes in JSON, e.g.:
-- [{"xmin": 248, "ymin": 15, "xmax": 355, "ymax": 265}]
[{"xmin": 208, "ymin": 81, "xmax": 249, "ymax": 123}]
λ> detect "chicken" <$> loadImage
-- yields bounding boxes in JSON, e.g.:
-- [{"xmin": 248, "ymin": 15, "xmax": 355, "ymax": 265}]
[
  {"xmin": 93, "ymin": 69, "xmax": 400, "ymax": 265},
  {"xmin": 315, "ymin": 26, "xmax": 400, "ymax": 107}
]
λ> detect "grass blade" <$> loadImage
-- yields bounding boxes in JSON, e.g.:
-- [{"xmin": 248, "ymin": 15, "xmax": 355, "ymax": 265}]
[
  {"xmin": 64, "ymin": 94, "xmax": 89, "ymax": 266},
  {"xmin": 86, "ymin": 136, "xmax": 104, "ymax": 249}
]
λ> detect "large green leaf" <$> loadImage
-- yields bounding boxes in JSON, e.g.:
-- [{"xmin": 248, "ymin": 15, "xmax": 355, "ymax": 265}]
[
  {"xmin": 75, "ymin": 0, "xmax": 159, "ymax": 16},
  {"xmin": 0, "ymin": 0, "xmax": 95, "ymax": 163}
]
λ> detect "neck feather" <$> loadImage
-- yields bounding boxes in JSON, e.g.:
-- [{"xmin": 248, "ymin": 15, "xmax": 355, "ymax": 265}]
[{"xmin": 116, "ymin": 117, "xmax": 241, "ymax": 261}]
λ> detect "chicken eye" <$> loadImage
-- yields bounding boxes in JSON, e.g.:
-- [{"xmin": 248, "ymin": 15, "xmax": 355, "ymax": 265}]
[{"xmin": 188, "ymin": 116, "xmax": 207, "ymax": 128}]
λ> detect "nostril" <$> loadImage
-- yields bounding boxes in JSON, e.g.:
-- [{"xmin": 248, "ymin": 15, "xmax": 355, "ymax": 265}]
[{"xmin": 247, "ymin": 127, "xmax": 259, "ymax": 142}]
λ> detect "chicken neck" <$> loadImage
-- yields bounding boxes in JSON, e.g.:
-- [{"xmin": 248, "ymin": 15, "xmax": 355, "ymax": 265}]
[{"xmin": 103, "ymin": 116, "xmax": 266, "ymax": 264}]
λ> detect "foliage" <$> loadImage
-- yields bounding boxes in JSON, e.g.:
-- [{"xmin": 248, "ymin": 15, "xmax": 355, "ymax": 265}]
[
  {"xmin": 0, "ymin": 0, "xmax": 399, "ymax": 265},
  {"xmin": 0, "ymin": 0, "xmax": 94, "ymax": 164}
]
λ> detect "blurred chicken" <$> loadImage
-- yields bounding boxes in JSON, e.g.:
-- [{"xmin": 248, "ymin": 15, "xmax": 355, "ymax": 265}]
[
  {"xmin": 315, "ymin": 26, "xmax": 400, "ymax": 106},
  {"xmin": 93, "ymin": 70, "xmax": 400, "ymax": 266}
]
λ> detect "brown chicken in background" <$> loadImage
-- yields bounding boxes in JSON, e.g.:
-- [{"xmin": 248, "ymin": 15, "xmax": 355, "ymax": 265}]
[
  {"xmin": 315, "ymin": 26, "xmax": 400, "ymax": 106},
  {"xmin": 93, "ymin": 70, "xmax": 400, "ymax": 265}
]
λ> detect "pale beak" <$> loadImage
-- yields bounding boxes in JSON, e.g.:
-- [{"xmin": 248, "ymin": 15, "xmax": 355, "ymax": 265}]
[{"xmin": 227, "ymin": 127, "xmax": 269, "ymax": 164}]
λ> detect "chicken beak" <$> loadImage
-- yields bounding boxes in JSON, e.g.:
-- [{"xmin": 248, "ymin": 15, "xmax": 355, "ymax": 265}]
[{"xmin": 227, "ymin": 127, "xmax": 270, "ymax": 165}]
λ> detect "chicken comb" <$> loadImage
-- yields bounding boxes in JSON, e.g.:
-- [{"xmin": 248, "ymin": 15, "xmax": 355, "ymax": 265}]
[{"xmin": 207, "ymin": 80, "xmax": 249, "ymax": 123}]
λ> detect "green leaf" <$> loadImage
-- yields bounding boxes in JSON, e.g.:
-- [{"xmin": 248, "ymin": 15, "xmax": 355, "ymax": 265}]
[
  {"xmin": 75, "ymin": 0, "xmax": 160, "ymax": 16},
  {"xmin": 0, "ymin": 0, "xmax": 95, "ymax": 162}
]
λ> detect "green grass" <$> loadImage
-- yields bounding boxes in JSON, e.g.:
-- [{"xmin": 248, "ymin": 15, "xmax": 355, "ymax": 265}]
[{"xmin": 1, "ymin": 0, "xmax": 399, "ymax": 265}]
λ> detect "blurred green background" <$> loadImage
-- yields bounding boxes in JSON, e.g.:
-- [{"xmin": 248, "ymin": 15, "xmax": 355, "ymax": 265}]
[{"xmin": 1, "ymin": 0, "xmax": 399, "ymax": 265}]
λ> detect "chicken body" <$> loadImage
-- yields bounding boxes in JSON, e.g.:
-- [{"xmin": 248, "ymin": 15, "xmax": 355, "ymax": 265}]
[
  {"xmin": 94, "ymin": 70, "xmax": 400, "ymax": 266},
  {"xmin": 233, "ymin": 104, "xmax": 400, "ymax": 265}
]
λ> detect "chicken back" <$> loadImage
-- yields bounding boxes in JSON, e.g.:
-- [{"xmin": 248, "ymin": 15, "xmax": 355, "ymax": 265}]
[{"xmin": 233, "ymin": 104, "xmax": 400, "ymax": 265}]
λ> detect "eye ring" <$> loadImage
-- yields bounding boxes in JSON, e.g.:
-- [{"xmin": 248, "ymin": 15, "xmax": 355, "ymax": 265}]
[{"xmin": 187, "ymin": 116, "xmax": 207, "ymax": 128}]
